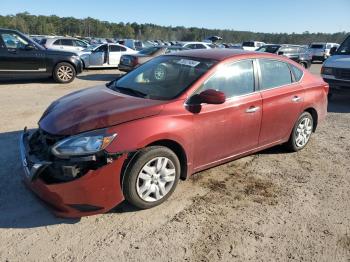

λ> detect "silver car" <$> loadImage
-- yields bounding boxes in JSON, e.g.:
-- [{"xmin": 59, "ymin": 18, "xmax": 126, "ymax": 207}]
[
  {"xmin": 41, "ymin": 37, "xmax": 90, "ymax": 53},
  {"xmin": 79, "ymin": 43, "xmax": 137, "ymax": 68},
  {"xmin": 309, "ymin": 42, "xmax": 340, "ymax": 62}
]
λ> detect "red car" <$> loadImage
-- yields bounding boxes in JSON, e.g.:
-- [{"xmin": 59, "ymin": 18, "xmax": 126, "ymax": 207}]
[{"xmin": 20, "ymin": 49, "xmax": 328, "ymax": 218}]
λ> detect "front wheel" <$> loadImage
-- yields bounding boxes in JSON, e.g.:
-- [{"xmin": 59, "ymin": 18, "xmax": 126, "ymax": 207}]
[
  {"xmin": 286, "ymin": 112, "xmax": 314, "ymax": 152},
  {"xmin": 53, "ymin": 62, "xmax": 76, "ymax": 83},
  {"xmin": 123, "ymin": 146, "xmax": 181, "ymax": 209}
]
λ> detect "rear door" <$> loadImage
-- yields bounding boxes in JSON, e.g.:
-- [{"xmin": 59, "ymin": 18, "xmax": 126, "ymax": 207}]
[
  {"xmin": 0, "ymin": 31, "xmax": 46, "ymax": 76},
  {"xmin": 60, "ymin": 39, "xmax": 75, "ymax": 52},
  {"xmin": 257, "ymin": 59, "xmax": 304, "ymax": 145},
  {"xmin": 109, "ymin": 45, "xmax": 125, "ymax": 66}
]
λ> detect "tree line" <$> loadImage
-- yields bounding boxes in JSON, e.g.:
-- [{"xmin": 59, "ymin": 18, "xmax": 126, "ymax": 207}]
[{"xmin": 0, "ymin": 12, "xmax": 348, "ymax": 44}]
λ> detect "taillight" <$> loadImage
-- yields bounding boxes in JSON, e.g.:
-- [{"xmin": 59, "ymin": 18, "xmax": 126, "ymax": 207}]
[{"xmin": 132, "ymin": 57, "xmax": 139, "ymax": 67}]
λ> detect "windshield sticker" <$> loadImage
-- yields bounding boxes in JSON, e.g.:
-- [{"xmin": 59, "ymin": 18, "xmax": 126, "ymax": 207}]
[{"xmin": 176, "ymin": 59, "xmax": 201, "ymax": 67}]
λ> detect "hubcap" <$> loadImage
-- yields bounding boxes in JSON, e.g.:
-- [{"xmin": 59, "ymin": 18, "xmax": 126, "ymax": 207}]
[
  {"xmin": 295, "ymin": 117, "xmax": 313, "ymax": 148},
  {"xmin": 136, "ymin": 157, "xmax": 176, "ymax": 202},
  {"xmin": 57, "ymin": 66, "xmax": 73, "ymax": 81}
]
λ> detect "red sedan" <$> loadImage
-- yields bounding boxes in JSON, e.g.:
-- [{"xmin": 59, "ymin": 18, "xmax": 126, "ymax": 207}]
[{"xmin": 20, "ymin": 49, "xmax": 328, "ymax": 217}]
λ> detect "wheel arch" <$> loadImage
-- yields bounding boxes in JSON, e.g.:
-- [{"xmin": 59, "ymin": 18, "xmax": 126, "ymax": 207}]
[
  {"xmin": 147, "ymin": 139, "xmax": 188, "ymax": 180},
  {"xmin": 52, "ymin": 60, "xmax": 77, "ymax": 76},
  {"xmin": 304, "ymin": 107, "xmax": 318, "ymax": 132}
]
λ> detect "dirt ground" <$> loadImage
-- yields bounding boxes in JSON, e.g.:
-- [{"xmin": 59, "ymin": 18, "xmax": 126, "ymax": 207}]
[{"xmin": 0, "ymin": 64, "xmax": 349, "ymax": 262}]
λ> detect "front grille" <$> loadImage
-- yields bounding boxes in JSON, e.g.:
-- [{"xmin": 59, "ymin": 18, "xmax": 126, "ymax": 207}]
[
  {"xmin": 28, "ymin": 129, "xmax": 65, "ymax": 161},
  {"xmin": 334, "ymin": 68, "xmax": 350, "ymax": 80}
]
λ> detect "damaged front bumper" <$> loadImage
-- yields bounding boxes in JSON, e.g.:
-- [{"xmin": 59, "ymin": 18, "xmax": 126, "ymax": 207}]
[{"xmin": 19, "ymin": 129, "xmax": 127, "ymax": 218}]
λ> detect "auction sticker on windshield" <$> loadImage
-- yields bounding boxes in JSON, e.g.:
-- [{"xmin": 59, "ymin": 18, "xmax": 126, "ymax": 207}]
[{"xmin": 177, "ymin": 59, "xmax": 201, "ymax": 67}]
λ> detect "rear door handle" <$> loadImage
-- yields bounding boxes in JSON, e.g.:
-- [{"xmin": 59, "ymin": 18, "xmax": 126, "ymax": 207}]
[
  {"xmin": 246, "ymin": 106, "xmax": 260, "ymax": 113},
  {"xmin": 292, "ymin": 96, "xmax": 302, "ymax": 102}
]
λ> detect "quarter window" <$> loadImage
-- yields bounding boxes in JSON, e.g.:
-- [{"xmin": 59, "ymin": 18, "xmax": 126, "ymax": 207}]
[
  {"xmin": 198, "ymin": 60, "xmax": 255, "ymax": 98},
  {"xmin": 291, "ymin": 65, "xmax": 303, "ymax": 82},
  {"xmin": 259, "ymin": 59, "xmax": 292, "ymax": 90}
]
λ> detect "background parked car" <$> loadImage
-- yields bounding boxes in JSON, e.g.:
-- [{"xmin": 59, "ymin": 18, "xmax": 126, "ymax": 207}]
[
  {"xmin": 41, "ymin": 37, "xmax": 90, "ymax": 53},
  {"xmin": 119, "ymin": 45, "xmax": 189, "ymax": 72},
  {"xmin": 321, "ymin": 35, "xmax": 350, "ymax": 96},
  {"xmin": 257, "ymin": 44, "xmax": 312, "ymax": 68},
  {"xmin": 308, "ymin": 42, "xmax": 339, "ymax": 62},
  {"xmin": 0, "ymin": 28, "xmax": 83, "ymax": 83},
  {"xmin": 177, "ymin": 41, "xmax": 214, "ymax": 49},
  {"xmin": 242, "ymin": 41, "xmax": 265, "ymax": 51},
  {"xmin": 79, "ymin": 43, "xmax": 137, "ymax": 68}
]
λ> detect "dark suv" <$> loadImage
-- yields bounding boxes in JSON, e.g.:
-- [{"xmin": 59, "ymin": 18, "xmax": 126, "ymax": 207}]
[
  {"xmin": 257, "ymin": 44, "xmax": 312, "ymax": 69},
  {"xmin": 0, "ymin": 28, "xmax": 83, "ymax": 83}
]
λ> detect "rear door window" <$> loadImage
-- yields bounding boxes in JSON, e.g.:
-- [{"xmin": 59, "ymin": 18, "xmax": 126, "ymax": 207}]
[
  {"xmin": 259, "ymin": 59, "xmax": 292, "ymax": 90},
  {"xmin": 110, "ymin": 45, "xmax": 122, "ymax": 52},
  {"xmin": 60, "ymin": 39, "xmax": 74, "ymax": 46}
]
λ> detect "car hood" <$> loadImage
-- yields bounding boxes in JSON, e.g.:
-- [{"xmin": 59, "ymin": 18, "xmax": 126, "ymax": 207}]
[
  {"xmin": 39, "ymin": 85, "xmax": 165, "ymax": 135},
  {"xmin": 324, "ymin": 55, "xmax": 350, "ymax": 68}
]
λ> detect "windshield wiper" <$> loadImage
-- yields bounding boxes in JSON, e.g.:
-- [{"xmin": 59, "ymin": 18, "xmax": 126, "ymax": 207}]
[{"xmin": 112, "ymin": 86, "xmax": 147, "ymax": 98}]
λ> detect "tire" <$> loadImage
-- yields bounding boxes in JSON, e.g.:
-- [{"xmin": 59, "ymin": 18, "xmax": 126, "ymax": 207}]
[
  {"xmin": 53, "ymin": 62, "xmax": 76, "ymax": 83},
  {"xmin": 123, "ymin": 146, "xmax": 181, "ymax": 209},
  {"xmin": 286, "ymin": 112, "xmax": 314, "ymax": 152}
]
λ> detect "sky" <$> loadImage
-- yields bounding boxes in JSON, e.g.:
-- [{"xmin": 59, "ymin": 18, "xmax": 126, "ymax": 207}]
[{"xmin": 1, "ymin": 0, "xmax": 349, "ymax": 34}]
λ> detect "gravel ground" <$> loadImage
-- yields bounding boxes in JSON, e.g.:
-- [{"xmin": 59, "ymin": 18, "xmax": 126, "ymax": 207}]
[{"xmin": 0, "ymin": 64, "xmax": 349, "ymax": 262}]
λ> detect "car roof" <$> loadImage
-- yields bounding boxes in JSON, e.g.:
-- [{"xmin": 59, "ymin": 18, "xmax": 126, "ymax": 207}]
[{"xmin": 166, "ymin": 49, "xmax": 257, "ymax": 61}]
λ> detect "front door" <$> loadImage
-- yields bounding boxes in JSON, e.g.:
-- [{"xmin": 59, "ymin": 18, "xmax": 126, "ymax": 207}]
[
  {"xmin": 0, "ymin": 31, "xmax": 46, "ymax": 76},
  {"xmin": 257, "ymin": 59, "xmax": 304, "ymax": 145},
  {"xmin": 190, "ymin": 59, "xmax": 262, "ymax": 170},
  {"xmin": 89, "ymin": 44, "xmax": 107, "ymax": 66}
]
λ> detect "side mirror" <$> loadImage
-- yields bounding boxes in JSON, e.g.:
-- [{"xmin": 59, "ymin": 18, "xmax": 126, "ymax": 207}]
[
  {"xmin": 24, "ymin": 44, "xmax": 35, "ymax": 51},
  {"xmin": 330, "ymin": 46, "xmax": 337, "ymax": 56},
  {"xmin": 189, "ymin": 89, "xmax": 226, "ymax": 105}
]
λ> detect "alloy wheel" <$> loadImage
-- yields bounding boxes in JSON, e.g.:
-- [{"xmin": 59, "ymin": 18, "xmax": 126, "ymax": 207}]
[
  {"xmin": 295, "ymin": 117, "xmax": 313, "ymax": 148},
  {"xmin": 57, "ymin": 65, "xmax": 73, "ymax": 82},
  {"xmin": 136, "ymin": 157, "xmax": 176, "ymax": 202}
]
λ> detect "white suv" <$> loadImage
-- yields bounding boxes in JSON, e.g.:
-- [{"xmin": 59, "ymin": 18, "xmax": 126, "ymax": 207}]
[
  {"xmin": 321, "ymin": 35, "xmax": 350, "ymax": 96},
  {"xmin": 41, "ymin": 37, "xmax": 90, "ymax": 53},
  {"xmin": 242, "ymin": 41, "xmax": 265, "ymax": 51},
  {"xmin": 309, "ymin": 42, "xmax": 339, "ymax": 62}
]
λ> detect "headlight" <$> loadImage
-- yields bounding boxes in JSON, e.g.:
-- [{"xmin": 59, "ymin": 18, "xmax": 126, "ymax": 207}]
[
  {"xmin": 321, "ymin": 67, "xmax": 333, "ymax": 75},
  {"xmin": 51, "ymin": 130, "xmax": 117, "ymax": 158}
]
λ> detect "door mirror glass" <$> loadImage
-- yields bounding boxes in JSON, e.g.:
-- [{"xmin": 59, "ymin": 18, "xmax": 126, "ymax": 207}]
[
  {"xmin": 24, "ymin": 44, "xmax": 35, "ymax": 51},
  {"xmin": 189, "ymin": 89, "xmax": 226, "ymax": 105}
]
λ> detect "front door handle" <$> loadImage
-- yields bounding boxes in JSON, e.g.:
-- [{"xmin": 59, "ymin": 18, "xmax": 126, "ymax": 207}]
[
  {"xmin": 246, "ymin": 106, "xmax": 260, "ymax": 113},
  {"xmin": 292, "ymin": 96, "xmax": 302, "ymax": 102}
]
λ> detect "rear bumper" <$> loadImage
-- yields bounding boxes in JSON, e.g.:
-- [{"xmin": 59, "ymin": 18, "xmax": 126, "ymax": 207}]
[{"xmin": 19, "ymin": 131, "xmax": 126, "ymax": 218}]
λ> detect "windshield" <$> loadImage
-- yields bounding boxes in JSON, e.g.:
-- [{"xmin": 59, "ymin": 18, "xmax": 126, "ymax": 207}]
[
  {"xmin": 108, "ymin": 55, "xmax": 217, "ymax": 100},
  {"xmin": 256, "ymin": 45, "xmax": 280, "ymax": 53},
  {"xmin": 337, "ymin": 36, "xmax": 350, "ymax": 55}
]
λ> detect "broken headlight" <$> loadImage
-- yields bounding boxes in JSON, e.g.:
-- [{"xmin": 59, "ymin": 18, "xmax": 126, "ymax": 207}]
[{"xmin": 51, "ymin": 129, "xmax": 116, "ymax": 158}]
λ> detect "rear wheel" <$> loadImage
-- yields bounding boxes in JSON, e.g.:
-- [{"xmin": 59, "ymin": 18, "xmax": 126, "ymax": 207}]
[
  {"xmin": 286, "ymin": 112, "xmax": 313, "ymax": 152},
  {"xmin": 123, "ymin": 146, "xmax": 180, "ymax": 209},
  {"xmin": 53, "ymin": 62, "xmax": 76, "ymax": 83}
]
